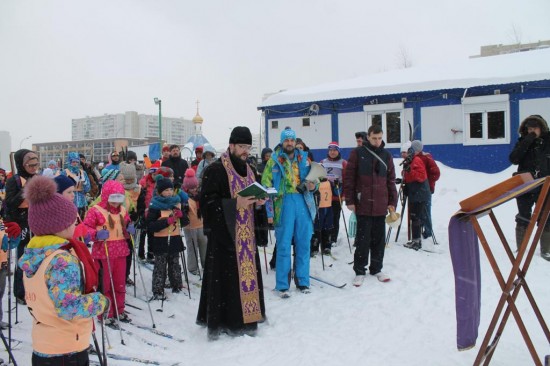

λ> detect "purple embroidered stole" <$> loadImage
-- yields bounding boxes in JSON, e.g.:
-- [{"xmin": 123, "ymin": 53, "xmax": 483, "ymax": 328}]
[{"xmin": 221, "ymin": 153, "xmax": 262, "ymax": 324}]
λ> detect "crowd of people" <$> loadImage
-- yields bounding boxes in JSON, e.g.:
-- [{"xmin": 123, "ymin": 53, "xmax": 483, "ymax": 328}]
[{"xmin": 6, "ymin": 115, "xmax": 550, "ymax": 364}]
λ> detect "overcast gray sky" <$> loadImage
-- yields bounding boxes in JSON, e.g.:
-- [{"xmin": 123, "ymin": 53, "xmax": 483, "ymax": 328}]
[{"xmin": 1, "ymin": 0, "xmax": 549, "ymax": 149}]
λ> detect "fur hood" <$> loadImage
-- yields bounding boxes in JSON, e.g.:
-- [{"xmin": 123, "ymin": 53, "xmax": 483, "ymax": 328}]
[{"xmin": 518, "ymin": 115, "xmax": 549, "ymax": 136}]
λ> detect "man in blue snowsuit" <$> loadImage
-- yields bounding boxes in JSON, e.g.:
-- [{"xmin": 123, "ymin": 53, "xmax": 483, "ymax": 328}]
[{"xmin": 262, "ymin": 128, "xmax": 317, "ymax": 297}]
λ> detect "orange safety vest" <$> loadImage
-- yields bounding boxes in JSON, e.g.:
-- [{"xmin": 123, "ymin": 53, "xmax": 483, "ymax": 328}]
[
  {"xmin": 124, "ymin": 186, "xmax": 141, "ymax": 213},
  {"xmin": 65, "ymin": 169, "xmax": 85, "ymax": 192},
  {"xmin": 0, "ymin": 231, "xmax": 7, "ymax": 265},
  {"xmin": 318, "ymin": 181, "xmax": 332, "ymax": 208},
  {"xmin": 185, "ymin": 199, "xmax": 202, "ymax": 230},
  {"xmin": 94, "ymin": 206, "xmax": 127, "ymax": 241},
  {"xmin": 18, "ymin": 177, "xmax": 28, "ymax": 208},
  {"xmin": 24, "ymin": 249, "xmax": 92, "ymax": 355},
  {"xmin": 154, "ymin": 204, "xmax": 181, "ymax": 237}
]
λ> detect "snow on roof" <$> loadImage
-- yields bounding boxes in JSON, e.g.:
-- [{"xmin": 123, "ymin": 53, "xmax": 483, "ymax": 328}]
[{"xmin": 259, "ymin": 48, "xmax": 550, "ymax": 108}]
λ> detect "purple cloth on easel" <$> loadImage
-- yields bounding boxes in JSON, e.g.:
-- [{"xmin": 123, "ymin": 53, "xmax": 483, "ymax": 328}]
[{"xmin": 449, "ymin": 215, "xmax": 481, "ymax": 350}]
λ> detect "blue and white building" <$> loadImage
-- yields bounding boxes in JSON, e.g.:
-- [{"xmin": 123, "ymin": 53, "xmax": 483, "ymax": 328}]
[{"xmin": 258, "ymin": 48, "xmax": 550, "ymax": 173}]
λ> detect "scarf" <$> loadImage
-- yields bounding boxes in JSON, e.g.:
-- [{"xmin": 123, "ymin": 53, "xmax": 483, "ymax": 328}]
[{"xmin": 150, "ymin": 195, "xmax": 181, "ymax": 210}]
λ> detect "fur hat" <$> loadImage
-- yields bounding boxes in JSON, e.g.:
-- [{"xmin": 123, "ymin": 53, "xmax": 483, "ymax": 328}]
[
  {"xmin": 156, "ymin": 176, "xmax": 174, "ymax": 194},
  {"xmin": 229, "ymin": 126, "xmax": 252, "ymax": 145},
  {"xmin": 411, "ymin": 140, "xmax": 423, "ymax": 153},
  {"xmin": 280, "ymin": 128, "xmax": 297, "ymax": 143},
  {"xmin": 25, "ymin": 175, "xmax": 77, "ymax": 236},
  {"xmin": 54, "ymin": 175, "xmax": 76, "ymax": 194},
  {"xmin": 401, "ymin": 141, "xmax": 412, "ymax": 152},
  {"xmin": 519, "ymin": 115, "xmax": 549, "ymax": 135},
  {"xmin": 182, "ymin": 169, "xmax": 199, "ymax": 191}
]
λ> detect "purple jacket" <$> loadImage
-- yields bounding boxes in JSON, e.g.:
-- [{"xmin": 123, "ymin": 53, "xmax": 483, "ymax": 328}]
[{"xmin": 344, "ymin": 142, "xmax": 398, "ymax": 216}]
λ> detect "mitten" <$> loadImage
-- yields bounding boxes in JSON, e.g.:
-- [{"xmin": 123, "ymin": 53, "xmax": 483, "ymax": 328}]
[
  {"xmin": 166, "ymin": 217, "xmax": 176, "ymax": 225},
  {"xmin": 96, "ymin": 229, "xmax": 110, "ymax": 241},
  {"xmin": 173, "ymin": 209, "xmax": 183, "ymax": 219},
  {"xmin": 126, "ymin": 223, "xmax": 136, "ymax": 235}
]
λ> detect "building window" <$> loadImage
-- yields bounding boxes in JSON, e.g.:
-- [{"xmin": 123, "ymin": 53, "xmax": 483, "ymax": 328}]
[
  {"xmin": 364, "ymin": 103, "xmax": 404, "ymax": 147},
  {"xmin": 462, "ymin": 94, "xmax": 509, "ymax": 145},
  {"xmin": 302, "ymin": 117, "xmax": 310, "ymax": 127},
  {"xmin": 271, "ymin": 120, "xmax": 278, "ymax": 129}
]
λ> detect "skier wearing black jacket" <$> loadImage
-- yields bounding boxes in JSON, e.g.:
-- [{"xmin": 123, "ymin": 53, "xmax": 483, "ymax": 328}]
[{"xmin": 509, "ymin": 114, "xmax": 550, "ymax": 260}]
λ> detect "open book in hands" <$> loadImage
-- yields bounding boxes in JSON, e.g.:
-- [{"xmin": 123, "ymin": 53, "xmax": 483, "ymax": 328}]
[{"xmin": 237, "ymin": 182, "xmax": 277, "ymax": 199}]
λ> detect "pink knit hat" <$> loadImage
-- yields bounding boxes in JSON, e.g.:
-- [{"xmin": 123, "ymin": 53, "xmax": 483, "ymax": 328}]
[
  {"xmin": 182, "ymin": 168, "xmax": 199, "ymax": 191},
  {"xmin": 25, "ymin": 176, "xmax": 77, "ymax": 236}
]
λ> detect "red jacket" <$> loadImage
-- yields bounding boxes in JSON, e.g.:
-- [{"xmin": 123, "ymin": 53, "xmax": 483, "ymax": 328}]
[{"xmin": 417, "ymin": 153, "xmax": 440, "ymax": 193}]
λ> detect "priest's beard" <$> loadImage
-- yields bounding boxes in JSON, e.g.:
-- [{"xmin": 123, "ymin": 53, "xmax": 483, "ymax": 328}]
[{"xmin": 229, "ymin": 150, "xmax": 248, "ymax": 177}]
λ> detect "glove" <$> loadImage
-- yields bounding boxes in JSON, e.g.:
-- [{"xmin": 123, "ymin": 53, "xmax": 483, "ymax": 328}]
[
  {"xmin": 173, "ymin": 209, "xmax": 183, "ymax": 219},
  {"xmin": 166, "ymin": 216, "xmax": 176, "ymax": 225},
  {"xmin": 126, "ymin": 223, "xmax": 136, "ymax": 235},
  {"xmin": 5, "ymin": 221, "xmax": 21, "ymax": 239},
  {"xmin": 96, "ymin": 229, "xmax": 110, "ymax": 241},
  {"xmin": 395, "ymin": 178, "xmax": 402, "ymax": 185}
]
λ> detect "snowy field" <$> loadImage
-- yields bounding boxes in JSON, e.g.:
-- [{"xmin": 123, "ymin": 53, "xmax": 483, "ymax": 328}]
[{"xmin": 3, "ymin": 160, "xmax": 550, "ymax": 366}]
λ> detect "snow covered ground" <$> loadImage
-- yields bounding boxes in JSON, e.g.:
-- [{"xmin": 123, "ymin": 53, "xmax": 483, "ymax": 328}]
[{"xmin": 4, "ymin": 161, "xmax": 550, "ymax": 366}]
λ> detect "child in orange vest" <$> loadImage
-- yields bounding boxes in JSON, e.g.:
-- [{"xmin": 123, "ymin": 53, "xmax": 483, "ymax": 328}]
[
  {"xmin": 83, "ymin": 180, "xmax": 131, "ymax": 327},
  {"xmin": 311, "ymin": 177, "xmax": 334, "ymax": 256},
  {"xmin": 18, "ymin": 176, "xmax": 108, "ymax": 365},
  {"xmin": 147, "ymin": 177, "xmax": 185, "ymax": 300},
  {"xmin": 182, "ymin": 169, "xmax": 206, "ymax": 276}
]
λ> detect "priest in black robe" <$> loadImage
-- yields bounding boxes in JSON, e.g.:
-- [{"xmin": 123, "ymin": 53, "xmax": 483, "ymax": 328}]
[{"xmin": 197, "ymin": 126, "xmax": 267, "ymax": 340}]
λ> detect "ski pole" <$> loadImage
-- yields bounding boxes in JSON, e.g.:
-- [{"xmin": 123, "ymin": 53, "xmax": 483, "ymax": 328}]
[
  {"xmin": 189, "ymin": 234, "xmax": 202, "ymax": 280},
  {"xmin": 423, "ymin": 204, "xmax": 438, "ymax": 245},
  {"xmin": 394, "ymin": 189, "xmax": 408, "ymax": 242},
  {"xmin": 91, "ymin": 321, "xmax": 105, "ymax": 366},
  {"xmin": 263, "ymin": 246, "xmax": 268, "ymax": 275},
  {"xmin": 102, "ymin": 238, "xmax": 125, "ymax": 345},
  {"xmin": 130, "ymin": 233, "xmax": 156, "ymax": 328},
  {"xmin": 336, "ymin": 188, "xmax": 352, "ymax": 254},
  {"xmin": 180, "ymin": 251, "xmax": 191, "ymax": 299},
  {"xmin": 313, "ymin": 194, "xmax": 325, "ymax": 271}
]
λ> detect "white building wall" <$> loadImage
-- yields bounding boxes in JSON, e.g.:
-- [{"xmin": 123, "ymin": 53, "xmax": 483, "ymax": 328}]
[
  {"xmin": 338, "ymin": 112, "xmax": 365, "ymax": 147},
  {"xmin": 420, "ymin": 105, "xmax": 463, "ymax": 145},
  {"xmin": 0, "ymin": 131, "xmax": 11, "ymax": 171},
  {"xmin": 267, "ymin": 114, "xmax": 331, "ymax": 149},
  {"xmin": 519, "ymin": 97, "xmax": 550, "ymax": 135}
]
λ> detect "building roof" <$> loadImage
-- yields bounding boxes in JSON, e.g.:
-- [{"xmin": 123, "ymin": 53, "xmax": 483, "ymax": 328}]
[{"xmin": 259, "ymin": 48, "xmax": 550, "ymax": 108}]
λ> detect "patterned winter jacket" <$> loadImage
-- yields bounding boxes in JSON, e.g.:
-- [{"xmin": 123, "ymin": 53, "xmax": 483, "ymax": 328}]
[
  {"xmin": 261, "ymin": 148, "xmax": 317, "ymax": 225},
  {"xmin": 18, "ymin": 235, "xmax": 107, "ymax": 346}
]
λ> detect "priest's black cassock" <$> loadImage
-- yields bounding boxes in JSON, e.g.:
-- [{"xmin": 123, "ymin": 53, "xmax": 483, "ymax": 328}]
[{"xmin": 196, "ymin": 151, "xmax": 266, "ymax": 339}]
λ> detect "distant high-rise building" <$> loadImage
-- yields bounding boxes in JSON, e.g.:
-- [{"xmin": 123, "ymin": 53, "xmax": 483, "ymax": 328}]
[
  {"xmin": 0, "ymin": 131, "xmax": 12, "ymax": 171},
  {"xmin": 71, "ymin": 111, "xmax": 194, "ymax": 146}
]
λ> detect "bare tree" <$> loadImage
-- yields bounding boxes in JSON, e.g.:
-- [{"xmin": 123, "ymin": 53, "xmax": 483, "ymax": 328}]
[
  {"xmin": 507, "ymin": 24, "xmax": 523, "ymax": 47},
  {"xmin": 395, "ymin": 45, "xmax": 413, "ymax": 69}
]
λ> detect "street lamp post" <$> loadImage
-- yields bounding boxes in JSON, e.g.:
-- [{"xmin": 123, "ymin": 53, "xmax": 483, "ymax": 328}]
[
  {"xmin": 154, "ymin": 98, "xmax": 162, "ymax": 144},
  {"xmin": 19, "ymin": 135, "xmax": 32, "ymax": 149}
]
